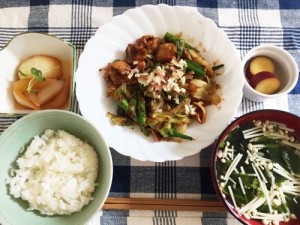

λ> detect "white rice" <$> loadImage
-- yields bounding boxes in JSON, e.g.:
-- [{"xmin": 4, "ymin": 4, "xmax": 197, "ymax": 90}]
[{"xmin": 7, "ymin": 129, "xmax": 99, "ymax": 215}]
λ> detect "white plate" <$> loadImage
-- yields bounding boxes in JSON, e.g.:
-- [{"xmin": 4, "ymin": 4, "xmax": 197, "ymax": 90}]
[{"xmin": 76, "ymin": 4, "xmax": 243, "ymax": 162}]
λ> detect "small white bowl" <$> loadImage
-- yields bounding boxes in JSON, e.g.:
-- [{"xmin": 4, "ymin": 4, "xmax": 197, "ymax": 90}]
[
  {"xmin": 0, "ymin": 32, "xmax": 76, "ymax": 115},
  {"xmin": 242, "ymin": 45, "xmax": 298, "ymax": 102}
]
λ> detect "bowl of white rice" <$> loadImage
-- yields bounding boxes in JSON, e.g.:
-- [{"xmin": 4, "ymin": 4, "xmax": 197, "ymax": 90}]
[{"xmin": 0, "ymin": 110, "xmax": 113, "ymax": 225}]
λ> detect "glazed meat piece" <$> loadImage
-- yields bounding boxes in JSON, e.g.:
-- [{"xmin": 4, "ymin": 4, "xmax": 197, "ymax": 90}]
[
  {"xmin": 155, "ymin": 43, "xmax": 177, "ymax": 63},
  {"xmin": 104, "ymin": 60, "xmax": 136, "ymax": 86},
  {"xmin": 135, "ymin": 35, "xmax": 161, "ymax": 53},
  {"xmin": 125, "ymin": 44, "xmax": 147, "ymax": 65},
  {"xmin": 125, "ymin": 35, "xmax": 162, "ymax": 71}
]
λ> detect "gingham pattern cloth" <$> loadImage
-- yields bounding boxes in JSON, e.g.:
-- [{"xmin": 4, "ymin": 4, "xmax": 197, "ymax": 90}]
[{"xmin": 0, "ymin": 1, "xmax": 299, "ymax": 225}]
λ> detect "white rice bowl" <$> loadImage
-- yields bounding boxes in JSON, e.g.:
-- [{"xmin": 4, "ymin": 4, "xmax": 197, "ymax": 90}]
[{"xmin": 6, "ymin": 129, "xmax": 99, "ymax": 216}]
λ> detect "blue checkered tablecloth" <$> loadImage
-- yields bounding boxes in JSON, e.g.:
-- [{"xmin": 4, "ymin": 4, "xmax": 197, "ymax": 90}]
[{"xmin": 0, "ymin": 1, "xmax": 299, "ymax": 225}]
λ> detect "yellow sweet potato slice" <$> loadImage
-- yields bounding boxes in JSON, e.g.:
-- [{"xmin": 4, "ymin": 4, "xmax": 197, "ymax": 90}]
[{"xmin": 249, "ymin": 56, "xmax": 275, "ymax": 75}]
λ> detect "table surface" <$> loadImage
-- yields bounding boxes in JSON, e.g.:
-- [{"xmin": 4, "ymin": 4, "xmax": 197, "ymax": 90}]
[{"xmin": 0, "ymin": 1, "xmax": 299, "ymax": 225}]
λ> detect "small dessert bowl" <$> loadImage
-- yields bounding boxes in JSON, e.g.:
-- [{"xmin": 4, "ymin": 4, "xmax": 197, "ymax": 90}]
[
  {"xmin": 0, "ymin": 32, "xmax": 76, "ymax": 115},
  {"xmin": 242, "ymin": 45, "xmax": 298, "ymax": 102}
]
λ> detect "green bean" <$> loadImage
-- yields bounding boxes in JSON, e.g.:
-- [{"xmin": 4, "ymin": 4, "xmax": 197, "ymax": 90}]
[
  {"xmin": 128, "ymin": 98, "xmax": 138, "ymax": 122},
  {"xmin": 175, "ymin": 39, "xmax": 185, "ymax": 57},
  {"xmin": 137, "ymin": 91, "xmax": 146, "ymax": 125},
  {"xmin": 185, "ymin": 59, "xmax": 206, "ymax": 78},
  {"xmin": 159, "ymin": 123, "xmax": 193, "ymax": 140},
  {"xmin": 212, "ymin": 64, "xmax": 224, "ymax": 71},
  {"xmin": 112, "ymin": 88, "xmax": 139, "ymax": 122},
  {"xmin": 168, "ymin": 129, "xmax": 193, "ymax": 140},
  {"xmin": 164, "ymin": 32, "xmax": 195, "ymax": 50},
  {"xmin": 119, "ymin": 98, "xmax": 129, "ymax": 111},
  {"xmin": 139, "ymin": 125, "xmax": 150, "ymax": 137},
  {"xmin": 137, "ymin": 91, "xmax": 150, "ymax": 136}
]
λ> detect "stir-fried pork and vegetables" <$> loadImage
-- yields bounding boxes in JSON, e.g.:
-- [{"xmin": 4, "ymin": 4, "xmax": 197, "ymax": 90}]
[
  {"xmin": 217, "ymin": 120, "xmax": 300, "ymax": 224},
  {"xmin": 102, "ymin": 32, "xmax": 223, "ymax": 141}
]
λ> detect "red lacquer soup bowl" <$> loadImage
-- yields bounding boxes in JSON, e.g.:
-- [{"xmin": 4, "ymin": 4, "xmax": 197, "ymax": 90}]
[{"xmin": 211, "ymin": 109, "xmax": 300, "ymax": 225}]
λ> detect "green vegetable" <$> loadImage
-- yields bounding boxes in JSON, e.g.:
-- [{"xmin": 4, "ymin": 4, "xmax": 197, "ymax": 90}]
[
  {"xmin": 159, "ymin": 122, "xmax": 193, "ymax": 140},
  {"xmin": 149, "ymin": 112, "xmax": 190, "ymax": 126},
  {"xmin": 164, "ymin": 32, "xmax": 195, "ymax": 50},
  {"xmin": 137, "ymin": 91, "xmax": 150, "ymax": 136},
  {"xmin": 128, "ymin": 98, "xmax": 138, "ymax": 121},
  {"xmin": 175, "ymin": 39, "xmax": 185, "ymax": 58},
  {"xmin": 185, "ymin": 60, "xmax": 206, "ymax": 78},
  {"xmin": 168, "ymin": 129, "xmax": 193, "ymax": 140},
  {"xmin": 212, "ymin": 64, "xmax": 224, "ymax": 71},
  {"xmin": 23, "ymin": 67, "xmax": 46, "ymax": 93},
  {"xmin": 219, "ymin": 141, "xmax": 226, "ymax": 149},
  {"xmin": 119, "ymin": 98, "xmax": 129, "ymax": 111},
  {"xmin": 137, "ymin": 91, "xmax": 146, "ymax": 125},
  {"xmin": 31, "ymin": 68, "xmax": 44, "ymax": 81},
  {"xmin": 111, "ymin": 85, "xmax": 136, "ymax": 121},
  {"xmin": 139, "ymin": 125, "xmax": 150, "ymax": 137},
  {"xmin": 106, "ymin": 112, "xmax": 132, "ymax": 126}
]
